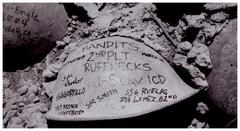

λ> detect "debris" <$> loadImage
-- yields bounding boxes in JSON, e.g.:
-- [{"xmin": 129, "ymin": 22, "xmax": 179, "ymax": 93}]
[
  {"xmin": 3, "ymin": 78, "xmax": 10, "ymax": 88},
  {"xmin": 183, "ymin": 13, "xmax": 207, "ymax": 29},
  {"xmin": 210, "ymin": 12, "xmax": 229, "ymax": 23},
  {"xmin": 42, "ymin": 69, "xmax": 57, "ymax": 80},
  {"xmin": 188, "ymin": 41, "xmax": 212, "ymax": 70},
  {"xmin": 56, "ymin": 41, "xmax": 66, "ymax": 49},
  {"xmin": 188, "ymin": 118, "xmax": 209, "ymax": 128},
  {"xmin": 42, "ymin": 81, "xmax": 55, "ymax": 98},
  {"xmin": 18, "ymin": 85, "xmax": 29, "ymax": 96},
  {"xmin": 177, "ymin": 41, "xmax": 192, "ymax": 52},
  {"xmin": 204, "ymin": 3, "xmax": 237, "ymax": 11}
]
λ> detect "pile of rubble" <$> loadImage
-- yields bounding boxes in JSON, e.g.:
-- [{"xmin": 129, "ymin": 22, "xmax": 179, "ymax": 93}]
[{"xmin": 3, "ymin": 3, "xmax": 236, "ymax": 128}]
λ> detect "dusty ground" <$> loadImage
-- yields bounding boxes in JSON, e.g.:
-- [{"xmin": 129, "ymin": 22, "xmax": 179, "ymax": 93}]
[{"xmin": 3, "ymin": 3, "xmax": 237, "ymax": 128}]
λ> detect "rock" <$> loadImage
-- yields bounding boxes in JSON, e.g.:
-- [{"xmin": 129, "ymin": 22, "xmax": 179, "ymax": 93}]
[
  {"xmin": 183, "ymin": 13, "xmax": 207, "ymax": 28},
  {"xmin": 33, "ymin": 97, "xmax": 40, "ymax": 103},
  {"xmin": 3, "ymin": 110, "xmax": 17, "ymax": 126},
  {"xmin": 204, "ymin": 3, "xmax": 237, "ymax": 11},
  {"xmin": 184, "ymin": 64, "xmax": 208, "ymax": 89},
  {"xmin": 22, "ymin": 103, "xmax": 48, "ymax": 114},
  {"xmin": 56, "ymin": 41, "xmax": 66, "ymax": 49},
  {"xmin": 71, "ymin": 15, "xmax": 78, "ymax": 20},
  {"xmin": 188, "ymin": 42, "xmax": 212, "ymax": 70},
  {"xmin": 27, "ymin": 93, "xmax": 37, "ymax": 102},
  {"xmin": 76, "ymin": 3, "xmax": 99, "ymax": 18},
  {"xmin": 42, "ymin": 81, "xmax": 55, "ymax": 98},
  {"xmin": 67, "ymin": 27, "xmax": 74, "ymax": 32},
  {"xmin": 188, "ymin": 118, "xmax": 209, "ymax": 128},
  {"xmin": 18, "ymin": 85, "xmax": 29, "ymax": 96},
  {"xmin": 24, "ymin": 112, "xmax": 47, "ymax": 128},
  {"xmin": 207, "ymin": 19, "xmax": 237, "ymax": 117},
  {"xmin": 3, "ymin": 78, "xmax": 10, "ymax": 88},
  {"xmin": 142, "ymin": 13, "xmax": 151, "ymax": 21},
  {"xmin": 173, "ymin": 53, "xmax": 188, "ymax": 67},
  {"xmin": 42, "ymin": 69, "xmax": 56, "ymax": 80},
  {"xmin": 59, "ymin": 52, "xmax": 68, "ymax": 62},
  {"xmin": 48, "ymin": 62, "xmax": 62, "ymax": 74},
  {"xmin": 202, "ymin": 24, "xmax": 217, "ymax": 39},
  {"xmin": 7, "ymin": 117, "xmax": 24, "ymax": 128},
  {"xmin": 210, "ymin": 12, "xmax": 229, "ymax": 23},
  {"xmin": 28, "ymin": 84, "xmax": 39, "ymax": 95},
  {"xmin": 18, "ymin": 102, "xmax": 25, "ymax": 107},
  {"xmin": 196, "ymin": 102, "xmax": 209, "ymax": 115},
  {"xmin": 177, "ymin": 41, "xmax": 192, "ymax": 52},
  {"xmin": 63, "ymin": 36, "xmax": 71, "ymax": 44}
]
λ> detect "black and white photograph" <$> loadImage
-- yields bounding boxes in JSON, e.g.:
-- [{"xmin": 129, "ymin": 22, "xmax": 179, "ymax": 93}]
[{"xmin": 2, "ymin": 1, "xmax": 238, "ymax": 128}]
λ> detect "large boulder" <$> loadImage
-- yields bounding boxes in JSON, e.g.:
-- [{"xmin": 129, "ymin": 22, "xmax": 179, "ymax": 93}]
[
  {"xmin": 207, "ymin": 19, "xmax": 237, "ymax": 117},
  {"xmin": 3, "ymin": 3, "xmax": 68, "ymax": 71}
]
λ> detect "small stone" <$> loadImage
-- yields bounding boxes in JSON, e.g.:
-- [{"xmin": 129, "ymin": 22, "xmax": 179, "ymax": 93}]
[
  {"xmin": 25, "ymin": 112, "xmax": 47, "ymax": 128},
  {"xmin": 142, "ymin": 13, "xmax": 151, "ymax": 21},
  {"xmin": 28, "ymin": 93, "xmax": 37, "ymax": 101},
  {"xmin": 63, "ymin": 36, "xmax": 71, "ymax": 44},
  {"xmin": 71, "ymin": 20, "xmax": 77, "ymax": 25},
  {"xmin": 173, "ymin": 53, "xmax": 188, "ymax": 67},
  {"xmin": 204, "ymin": 3, "xmax": 236, "ymax": 11},
  {"xmin": 196, "ymin": 102, "xmax": 209, "ymax": 115},
  {"xmin": 48, "ymin": 62, "xmax": 62, "ymax": 74},
  {"xmin": 28, "ymin": 85, "xmax": 39, "ymax": 95},
  {"xmin": 42, "ymin": 81, "xmax": 55, "ymax": 98},
  {"xmin": 203, "ymin": 24, "xmax": 217, "ymax": 39},
  {"xmin": 7, "ymin": 117, "xmax": 24, "ymax": 128},
  {"xmin": 18, "ymin": 102, "xmax": 25, "ymax": 107},
  {"xmin": 3, "ymin": 78, "xmax": 10, "ymax": 88},
  {"xmin": 188, "ymin": 118, "xmax": 209, "ymax": 128},
  {"xmin": 59, "ymin": 52, "xmax": 68, "ymax": 62},
  {"xmin": 33, "ymin": 97, "xmax": 40, "ymax": 103},
  {"xmin": 210, "ymin": 12, "xmax": 229, "ymax": 23},
  {"xmin": 188, "ymin": 42, "xmax": 212, "ymax": 70},
  {"xmin": 71, "ymin": 15, "xmax": 78, "ymax": 20},
  {"xmin": 56, "ymin": 41, "xmax": 66, "ymax": 49},
  {"xmin": 68, "ymin": 27, "xmax": 74, "ymax": 32},
  {"xmin": 178, "ymin": 41, "xmax": 192, "ymax": 52},
  {"xmin": 192, "ymin": 77, "xmax": 209, "ymax": 89},
  {"xmin": 42, "ymin": 69, "xmax": 56, "ymax": 79},
  {"xmin": 184, "ymin": 13, "xmax": 207, "ymax": 28},
  {"xmin": 18, "ymin": 85, "xmax": 29, "ymax": 96},
  {"xmin": 10, "ymin": 104, "xmax": 18, "ymax": 110}
]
